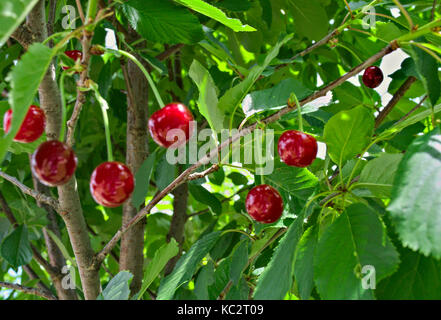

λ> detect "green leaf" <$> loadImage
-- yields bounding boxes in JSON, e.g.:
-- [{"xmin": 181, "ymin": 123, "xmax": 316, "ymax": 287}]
[
  {"xmin": 287, "ymin": 0, "xmax": 328, "ymax": 41},
  {"xmin": 229, "ymin": 239, "xmax": 248, "ymax": 285},
  {"xmin": 157, "ymin": 231, "xmax": 221, "ymax": 299},
  {"xmin": 137, "ymin": 238, "xmax": 179, "ymax": 299},
  {"xmin": 155, "ymin": 153, "xmax": 176, "ymax": 191},
  {"xmin": 120, "ymin": 0, "xmax": 204, "ymax": 45},
  {"xmin": 102, "ymin": 271, "xmax": 133, "ymax": 300},
  {"xmin": 294, "ymin": 226, "xmax": 318, "ymax": 300},
  {"xmin": 253, "ymin": 216, "xmax": 304, "ymax": 299},
  {"xmin": 0, "ymin": 225, "xmax": 32, "ymax": 268},
  {"xmin": 174, "ymin": 0, "xmax": 256, "ymax": 32},
  {"xmin": 189, "ymin": 60, "xmax": 226, "ymax": 132},
  {"xmin": 388, "ymin": 128, "xmax": 441, "ymax": 258},
  {"xmin": 265, "ymin": 161, "xmax": 318, "ymax": 201},
  {"xmin": 132, "ymin": 152, "xmax": 156, "ymax": 208},
  {"xmin": 376, "ymin": 247, "xmax": 441, "ymax": 299},
  {"xmin": 314, "ymin": 204, "xmax": 399, "ymax": 299},
  {"xmin": 217, "ymin": 34, "xmax": 293, "ymax": 114},
  {"xmin": 227, "ymin": 172, "xmax": 248, "ymax": 186},
  {"xmin": 355, "ymin": 153, "xmax": 403, "ymax": 198},
  {"xmin": 0, "ymin": 0, "xmax": 39, "ymax": 47},
  {"xmin": 0, "ymin": 43, "xmax": 53, "ymax": 162},
  {"xmin": 242, "ymin": 78, "xmax": 313, "ymax": 118},
  {"xmin": 409, "ymin": 44, "xmax": 441, "ymax": 106},
  {"xmin": 188, "ymin": 184, "xmax": 222, "ymax": 215},
  {"xmin": 194, "ymin": 260, "xmax": 215, "ymax": 299},
  {"xmin": 323, "ymin": 106, "xmax": 375, "ymax": 166}
]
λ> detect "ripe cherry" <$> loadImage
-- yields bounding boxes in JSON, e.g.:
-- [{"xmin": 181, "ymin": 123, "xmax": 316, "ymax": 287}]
[
  {"xmin": 90, "ymin": 161, "xmax": 135, "ymax": 208},
  {"xmin": 148, "ymin": 102, "xmax": 194, "ymax": 148},
  {"xmin": 3, "ymin": 105, "xmax": 46, "ymax": 143},
  {"xmin": 362, "ymin": 66, "xmax": 384, "ymax": 89},
  {"xmin": 246, "ymin": 184, "xmax": 284, "ymax": 224},
  {"xmin": 278, "ymin": 130, "xmax": 318, "ymax": 167},
  {"xmin": 62, "ymin": 50, "xmax": 83, "ymax": 71},
  {"xmin": 31, "ymin": 140, "xmax": 78, "ymax": 187}
]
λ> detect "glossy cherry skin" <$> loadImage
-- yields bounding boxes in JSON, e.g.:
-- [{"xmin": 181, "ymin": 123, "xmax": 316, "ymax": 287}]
[
  {"xmin": 31, "ymin": 141, "xmax": 78, "ymax": 187},
  {"xmin": 246, "ymin": 184, "xmax": 284, "ymax": 224},
  {"xmin": 148, "ymin": 103, "xmax": 194, "ymax": 148},
  {"xmin": 3, "ymin": 105, "xmax": 46, "ymax": 143},
  {"xmin": 90, "ymin": 161, "xmax": 135, "ymax": 208},
  {"xmin": 62, "ymin": 50, "xmax": 83, "ymax": 70},
  {"xmin": 278, "ymin": 130, "xmax": 318, "ymax": 167},
  {"xmin": 362, "ymin": 66, "xmax": 384, "ymax": 89}
]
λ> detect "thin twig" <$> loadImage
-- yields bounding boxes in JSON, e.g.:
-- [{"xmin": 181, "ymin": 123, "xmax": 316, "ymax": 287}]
[
  {"xmin": 94, "ymin": 41, "xmax": 399, "ymax": 267},
  {"xmin": 375, "ymin": 76, "xmax": 417, "ymax": 128},
  {"xmin": 0, "ymin": 282, "xmax": 57, "ymax": 300},
  {"xmin": 0, "ymin": 171, "xmax": 61, "ymax": 212},
  {"xmin": 76, "ymin": 0, "xmax": 86, "ymax": 24},
  {"xmin": 395, "ymin": 95, "xmax": 428, "ymax": 124},
  {"xmin": 392, "ymin": 0, "xmax": 415, "ymax": 30}
]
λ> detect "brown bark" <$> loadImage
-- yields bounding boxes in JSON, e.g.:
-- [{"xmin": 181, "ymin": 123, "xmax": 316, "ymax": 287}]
[
  {"xmin": 26, "ymin": 0, "xmax": 101, "ymax": 300},
  {"xmin": 119, "ymin": 33, "xmax": 149, "ymax": 294},
  {"xmin": 164, "ymin": 182, "xmax": 189, "ymax": 276}
]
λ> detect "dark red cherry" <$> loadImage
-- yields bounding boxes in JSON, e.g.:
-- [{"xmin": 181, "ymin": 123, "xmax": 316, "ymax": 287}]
[
  {"xmin": 362, "ymin": 66, "xmax": 384, "ymax": 89},
  {"xmin": 90, "ymin": 161, "xmax": 135, "ymax": 208},
  {"xmin": 245, "ymin": 184, "xmax": 284, "ymax": 224},
  {"xmin": 62, "ymin": 50, "xmax": 83, "ymax": 70},
  {"xmin": 3, "ymin": 105, "xmax": 46, "ymax": 143},
  {"xmin": 148, "ymin": 102, "xmax": 194, "ymax": 148},
  {"xmin": 31, "ymin": 141, "xmax": 78, "ymax": 186},
  {"xmin": 278, "ymin": 130, "xmax": 318, "ymax": 167}
]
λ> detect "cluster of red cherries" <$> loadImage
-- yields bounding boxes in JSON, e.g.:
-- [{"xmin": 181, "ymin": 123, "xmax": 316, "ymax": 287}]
[{"xmin": 2, "ymin": 48, "xmax": 383, "ymax": 221}]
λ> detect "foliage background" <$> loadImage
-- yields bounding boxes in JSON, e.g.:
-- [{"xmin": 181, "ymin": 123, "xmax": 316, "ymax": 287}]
[{"xmin": 0, "ymin": 0, "xmax": 440, "ymax": 300}]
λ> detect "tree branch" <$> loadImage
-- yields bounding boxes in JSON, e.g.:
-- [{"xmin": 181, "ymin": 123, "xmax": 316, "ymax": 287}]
[
  {"xmin": 0, "ymin": 282, "xmax": 57, "ymax": 300},
  {"xmin": 375, "ymin": 76, "xmax": 417, "ymax": 128},
  {"xmin": 0, "ymin": 171, "xmax": 61, "ymax": 212},
  {"xmin": 94, "ymin": 41, "xmax": 399, "ymax": 266}
]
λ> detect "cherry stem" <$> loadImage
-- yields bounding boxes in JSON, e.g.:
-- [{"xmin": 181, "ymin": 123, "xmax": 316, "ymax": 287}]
[
  {"xmin": 115, "ymin": 49, "xmax": 165, "ymax": 108},
  {"xmin": 59, "ymin": 71, "xmax": 67, "ymax": 142},
  {"xmin": 92, "ymin": 86, "xmax": 114, "ymax": 162}
]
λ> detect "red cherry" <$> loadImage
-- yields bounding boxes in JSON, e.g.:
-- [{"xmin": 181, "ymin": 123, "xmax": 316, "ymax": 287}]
[
  {"xmin": 278, "ymin": 130, "xmax": 318, "ymax": 167},
  {"xmin": 31, "ymin": 141, "xmax": 78, "ymax": 187},
  {"xmin": 362, "ymin": 66, "xmax": 384, "ymax": 89},
  {"xmin": 246, "ymin": 184, "xmax": 284, "ymax": 224},
  {"xmin": 148, "ymin": 102, "xmax": 194, "ymax": 148},
  {"xmin": 3, "ymin": 105, "xmax": 46, "ymax": 143},
  {"xmin": 62, "ymin": 50, "xmax": 83, "ymax": 70},
  {"xmin": 90, "ymin": 161, "xmax": 135, "ymax": 208}
]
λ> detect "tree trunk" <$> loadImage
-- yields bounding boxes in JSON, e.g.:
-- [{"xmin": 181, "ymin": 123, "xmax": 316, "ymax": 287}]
[{"xmin": 119, "ymin": 37, "xmax": 149, "ymax": 294}]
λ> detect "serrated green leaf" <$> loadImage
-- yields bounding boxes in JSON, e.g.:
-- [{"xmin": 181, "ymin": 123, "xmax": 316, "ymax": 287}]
[
  {"xmin": 409, "ymin": 44, "xmax": 441, "ymax": 106},
  {"xmin": 229, "ymin": 239, "xmax": 248, "ymax": 285},
  {"xmin": 389, "ymin": 128, "xmax": 441, "ymax": 258},
  {"xmin": 294, "ymin": 226, "xmax": 318, "ymax": 300},
  {"xmin": 189, "ymin": 60, "xmax": 226, "ymax": 132},
  {"xmin": 188, "ymin": 184, "xmax": 222, "ymax": 215},
  {"xmin": 355, "ymin": 153, "xmax": 403, "ymax": 198},
  {"xmin": 0, "ymin": 225, "xmax": 32, "ymax": 268},
  {"xmin": 242, "ymin": 78, "xmax": 313, "ymax": 118},
  {"xmin": 120, "ymin": 0, "xmax": 204, "ymax": 45},
  {"xmin": 287, "ymin": 0, "xmax": 328, "ymax": 41},
  {"xmin": 102, "ymin": 271, "xmax": 133, "ymax": 300},
  {"xmin": 217, "ymin": 34, "xmax": 293, "ymax": 114},
  {"xmin": 324, "ymin": 106, "xmax": 375, "ymax": 166},
  {"xmin": 314, "ymin": 204, "xmax": 399, "ymax": 299},
  {"xmin": 137, "ymin": 238, "xmax": 179, "ymax": 299},
  {"xmin": 174, "ymin": 0, "xmax": 256, "ymax": 32},
  {"xmin": 157, "ymin": 231, "xmax": 221, "ymax": 299},
  {"xmin": 253, "ymin": 216, "xmax": 304, "ymax": 299}
]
